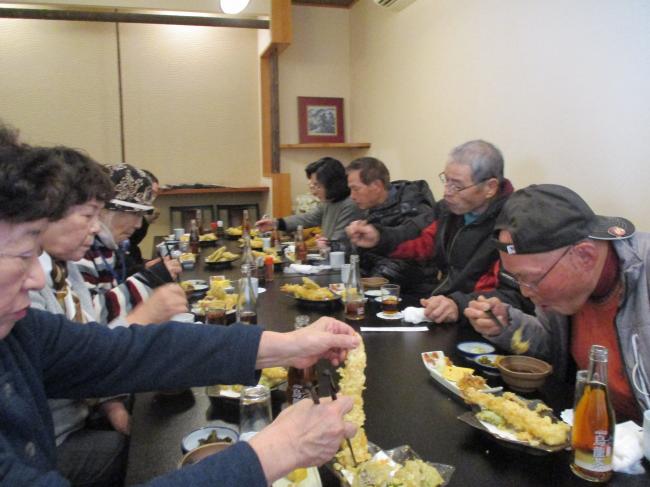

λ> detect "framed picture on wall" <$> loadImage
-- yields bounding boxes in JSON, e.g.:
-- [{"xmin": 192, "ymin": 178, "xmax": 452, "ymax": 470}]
[{"xmin": 298, "ymin": 96, "xmax": 345, "ymax": 143}]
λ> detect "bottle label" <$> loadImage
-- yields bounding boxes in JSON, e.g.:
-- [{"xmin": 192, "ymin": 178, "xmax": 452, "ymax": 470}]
[
  {"xmin": 291, "ymin": 384, "xmax": 311, "ymax": 403},
  {"xmin": 574, "ymin": 430, "xmax": 613, "ymax": 473}
]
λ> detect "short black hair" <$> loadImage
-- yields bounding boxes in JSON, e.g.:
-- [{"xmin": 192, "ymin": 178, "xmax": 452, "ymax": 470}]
[
  {"xmin": 0, "ymin": 121, "xmax": 22, "ymax": 149},
  {"xmin": 50, "ymin": 146, "xmax": 114, "ymax": 207},
  {"xmin": 305, "ymin": 157, "xmax": 350, "ymax": 203},
  {"xmin": 142, "ymin": 169, "xmax": 159, "ymax": 184},
  {"xmin": 0, "ymin": 146, "xmax": 69, "ymax": 223},
  {"xmin": 346, "ymin": 157, "xmax": 390, "ymax": 190}
]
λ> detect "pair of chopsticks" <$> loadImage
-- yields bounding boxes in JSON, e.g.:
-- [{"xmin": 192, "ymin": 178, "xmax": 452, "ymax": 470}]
[
  {"xmin": 484, "ymin": 308, "xmax": 505, "ymax": 330},
  {"xmin": 306, "ymin": 371, "xmax": 358, "ymax": 467}
]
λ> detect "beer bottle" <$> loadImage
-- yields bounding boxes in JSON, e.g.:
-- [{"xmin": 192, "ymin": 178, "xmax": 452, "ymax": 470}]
[
  {"xmin": 242, "ymin": 209, "xmax": 251, "ymax": 239},
  {"xmin": 195, "ymin": 209, "xmax": 204, "ymax": 236},
  {"xmin": 189, "ymin": 219, "xmax": 200, "ymax": 255},
  {"xmin": 287, "ymin": 315, "xmax": 317, "ymax": 404},
  {"xmin": 270, "ymin": 220, "xmax": 281, "ymax": 252},
  {"xmin": 295, "ymin": 225, "xmax": 308, "ymax": 264},
  {"xmin": 236, "ymin": 264, "xmax": 257, "ymax": 325},
  {"xmin": 344, "ymin": 254, "xmax": 365, "ymax": 320},
  {"xmin": 571, "ymin": 344, "xmax": 615, "ymax": 482}
]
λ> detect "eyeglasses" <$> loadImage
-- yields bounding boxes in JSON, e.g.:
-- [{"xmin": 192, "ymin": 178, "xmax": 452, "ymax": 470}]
[
  {"xmin": 438, "ymin": 172, "xmax": 489, "ymax": 193},
  {"xmin": 502, "ymin": 245, "xmax": 573, "ymax": 290}
]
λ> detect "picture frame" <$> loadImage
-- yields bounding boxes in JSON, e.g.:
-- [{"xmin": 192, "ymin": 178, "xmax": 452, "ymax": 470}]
[{"xmin": 298, "ymin": 96, "xmax": 345, "ymax": 143}]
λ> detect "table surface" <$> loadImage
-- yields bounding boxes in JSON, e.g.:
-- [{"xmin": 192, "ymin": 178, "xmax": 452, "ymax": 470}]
[{"xmin": 125, "ymin": 242, "xmax": 650, "ymax": 486}]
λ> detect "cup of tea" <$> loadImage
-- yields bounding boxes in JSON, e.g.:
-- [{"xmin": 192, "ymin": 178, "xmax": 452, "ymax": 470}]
[
  {"xmin": 380, "ymin": 284, "xmax": 400, "ymax": 315},
  {"xmin": 205, "ymin": 302, "xmax": 228, "ymax": 325}
]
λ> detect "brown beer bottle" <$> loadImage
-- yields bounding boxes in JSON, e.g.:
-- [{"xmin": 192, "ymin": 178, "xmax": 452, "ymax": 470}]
[
  {"xmin": 189, "ymin": 219, "xmax": 200, "ymax": 255},
  {"xmin": 571, "ymin": 344, "xmax": 615, "ymax": 482},
  {"xmin": 295, "ymin": 225, "xmax": 308, "ymax": 264},
  {"xmin": 287, "ymin": 315, "xmax": 317, "ymax": 404}
]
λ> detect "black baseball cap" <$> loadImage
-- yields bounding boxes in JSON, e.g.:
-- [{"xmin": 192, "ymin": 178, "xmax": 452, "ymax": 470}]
[{"xmin": 493, "ymin": 184, "xmax": 635, "ymax": 255}]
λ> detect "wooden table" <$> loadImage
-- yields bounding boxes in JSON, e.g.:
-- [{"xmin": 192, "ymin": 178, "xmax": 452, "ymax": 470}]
[{"xmin": 125, "ymin": 244, "xmax": 650, "ymax": 486}]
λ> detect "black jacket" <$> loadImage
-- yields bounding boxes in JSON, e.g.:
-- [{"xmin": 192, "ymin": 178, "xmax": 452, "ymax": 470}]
[{"xmin": 358, "ymin": 180, "xmax": 437, "ymax": 294}]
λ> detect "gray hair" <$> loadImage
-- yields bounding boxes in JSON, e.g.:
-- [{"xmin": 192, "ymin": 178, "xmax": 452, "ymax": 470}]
[{"xmin": 449, "ymin": 140, "xmax": 504, "ymax": 183}]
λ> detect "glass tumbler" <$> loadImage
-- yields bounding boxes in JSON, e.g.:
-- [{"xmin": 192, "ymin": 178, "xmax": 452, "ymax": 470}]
[{"xmin": 239, "ymin": 385, "xmax": 272, "ymax": 442}]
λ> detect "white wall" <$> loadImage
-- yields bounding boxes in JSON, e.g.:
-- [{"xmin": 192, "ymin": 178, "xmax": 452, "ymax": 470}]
[
  {"xmin": 278, "ymin": 5, "xmax": 368, "ymax": 208},
  {"xmin": 349, "ymin": 0, "xmax": 650, "ymax": 230}
]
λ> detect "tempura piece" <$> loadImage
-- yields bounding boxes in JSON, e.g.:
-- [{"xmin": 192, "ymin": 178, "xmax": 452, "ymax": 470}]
[
  {"xmin": 463, "ymin": 388, "xmax": 570, "ymax": 446},
  {"xmin": 336, "ymin": 334, "xmax": 371, "ymax": 466}
]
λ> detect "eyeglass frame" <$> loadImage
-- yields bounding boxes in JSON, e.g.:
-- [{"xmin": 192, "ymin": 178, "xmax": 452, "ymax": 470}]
[
  {"xmin": 499, "ymin": 245, "xmax": 574, "ymax": 290},
  {"xmin": 438, "ymin": 172, "xmax": 492, "ymax": 193},
  {"xmin": 0, "ymin": 248, "xmax": 41, "ymax": 271}
]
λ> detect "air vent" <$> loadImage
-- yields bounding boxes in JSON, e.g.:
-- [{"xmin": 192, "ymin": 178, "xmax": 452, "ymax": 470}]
[{"xmin": 373, "ymin": 0, "xmax": 417, "ymax": 11}]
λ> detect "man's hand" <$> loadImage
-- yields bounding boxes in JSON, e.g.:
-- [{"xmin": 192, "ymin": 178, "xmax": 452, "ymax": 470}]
[
  {"xmin": 256, "ymin": 218, "xmax": 275, "ymax": 233},
  {"xmin": 315, "ymin": 236, "xmax": 329, "ymax": 249},
  {"xmin": 100, "ymin": 399, "xmax": 131, "ymax": 436},
  {"xmin": 464, "ymin": 295, "xmax": 508, "ymax": 336},
  {"xmin": 249, "ymin": 396, "xmax": 357, "ymax": 483},
  {"xmin": 144, "ymin": 256, "xmax": 182, "ymax": 280},
  {"xmin": 420, "ymin": 295, "xmax": 459, "ymax": 323},
  {"xmin": 256, "ymin": 316, "xmax": 360, "ymax": 370},
  {"xmin": 126, "ymin": 284, "xmax": 188, "ymax": 325},
  {"xmin": 345, "ymin": 220, "xmax": 379, "ymax": 248}
]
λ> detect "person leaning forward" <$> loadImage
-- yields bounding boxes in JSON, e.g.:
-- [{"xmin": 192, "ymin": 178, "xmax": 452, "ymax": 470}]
[
  {"xmin": 0, "ymin": 143, "xmax": 359, "ymax": 486},
  {"xmin": 345, "ymin": 157, "xmax": 436, "ymax": 294},
  {"xmin": 347, "ymin": 141, "xmax": 532, "ymax": 320},
  {"xmin": 465, "ymin": 184, "xmax": 649, "ymax": 422}
]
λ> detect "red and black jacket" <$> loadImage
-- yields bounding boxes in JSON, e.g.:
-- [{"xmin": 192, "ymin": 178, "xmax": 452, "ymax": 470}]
[{"xmin": 381, "ymin": 179, "xmax": 532, "ymax": 314}]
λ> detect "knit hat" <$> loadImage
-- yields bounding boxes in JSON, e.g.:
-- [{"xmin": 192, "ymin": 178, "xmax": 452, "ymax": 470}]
[
  {"xmin": 105, "ymin": 163, "xmax": 154, "ymax": 212},
  {"xmin": 494, "ymin": 184, "xmax": 634, "ymax": 255}
]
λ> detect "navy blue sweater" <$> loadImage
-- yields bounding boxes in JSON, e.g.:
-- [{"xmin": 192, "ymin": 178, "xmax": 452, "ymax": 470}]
[{"xmin": 0, "ymin": 309, "xmax": 267, "ymax": 486}]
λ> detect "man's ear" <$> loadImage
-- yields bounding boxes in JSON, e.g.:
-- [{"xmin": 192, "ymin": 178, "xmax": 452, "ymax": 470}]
[
  {"xmin": 572, "ymin": 241, "xmax": 599, "ymax": 271},
  {"xmin": 484, "ymin": 178, "xmax": 499, "ymax": 199}
]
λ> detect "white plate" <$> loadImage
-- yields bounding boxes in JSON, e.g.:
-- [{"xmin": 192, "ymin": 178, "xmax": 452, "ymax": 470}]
[
  {"xmin": 272, "ymin": 466, "xmax": 321, "ymax": 487},
  {"xmin": 181, "ymin": 425, "xmax": 239, "ymax": 453},
  {"xmin": 457, "ymin": 341, "xmax": 496, "ymax": 357},
  {"xmin": 365, "ymin": 289, "xmax": 383, "ymax": 297},
  {"xmin": 421, "ymin": 351, "xmax": 502, "ymax": 399},
  {"xmin": 376, "ymin": 311, "xmax": 404, "ymax": 320}
]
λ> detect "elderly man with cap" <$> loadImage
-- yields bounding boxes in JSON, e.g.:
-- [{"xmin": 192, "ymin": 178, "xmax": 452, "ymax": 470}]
[
  {"xmin": 465, "ymin": 184, "xmax": 649, "ymax": 421},
  {"xmin": 75, "ymin": 163, "xmax": 186, "ymax": 325}
]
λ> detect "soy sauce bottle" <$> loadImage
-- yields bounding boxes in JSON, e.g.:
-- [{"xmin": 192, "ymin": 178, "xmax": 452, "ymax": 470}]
[{"xmin": 287, "ymin": 315, "xmax": 317, "ymax": 404}]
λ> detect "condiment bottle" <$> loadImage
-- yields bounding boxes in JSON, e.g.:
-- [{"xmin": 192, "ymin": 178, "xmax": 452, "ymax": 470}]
[
  {"xmin": 270, "ymin": 219, "xmax": 281, "ymax": 251},
  {"xmin": 195, "ymin": 209, "xmax": 204, "ymax": 236},
  {"xmin": 571, "ymin": 344, "xmax": 615, "ymax": 482},
  {"xmin": 236, "ymin": 263, "xmax": 257, "ymax": 325},
  {"xmin": 295, "ymin": 225, "xmax": 308, "ymax": 264},
  {"xmin": 264, "ymin": 254, "xmax": 274, "ymax": 283},
  {"xmin": 189, "ymin": 218, "xmax": 200, "ymax": 255},
  {"xmin": 216, "ymin": 220, "xmax": 225, "ymax": 241},
  {"xmin": 241, "ymin": 234, "xmax": 259, "ymax": 281},
  {"xmin": 242, "ymin": 209, "xmax": 251, "ymax": 239},
  {"xmin": 344, "ymin": 254, "xmax": 365, "ymax": 320},
  {"xmin": 287, "ymin": 315, "xmax": 317, "ymax": 404}
]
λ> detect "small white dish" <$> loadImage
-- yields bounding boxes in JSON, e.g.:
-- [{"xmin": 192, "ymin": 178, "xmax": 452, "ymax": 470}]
[
  {"xmin": 171, "ymin": 312, "xmax": 195, "ymax": 323},
  {"xmin": 376, "ymin": 311, "xmax": 404, "ymax": 320},
  {"xmin": 457, "ymin": 341, "xmax": 496, "ymax": 357},
  {"xmin": 365, "ymin": 289, "xmax": 383, "ymax": 297},
  {"xmin": 181, "ymin": 425, "xmax": 239, "ymax": 453}
]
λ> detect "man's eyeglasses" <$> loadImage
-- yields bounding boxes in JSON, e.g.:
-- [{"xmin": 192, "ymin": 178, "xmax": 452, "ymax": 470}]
[
  {"xmin": 501, "ymin": 245, "xmax": 573, "ymax": 290},
  {"xmin": 438, "ymin": 173, "xmax": 489, "ymax": 193}
]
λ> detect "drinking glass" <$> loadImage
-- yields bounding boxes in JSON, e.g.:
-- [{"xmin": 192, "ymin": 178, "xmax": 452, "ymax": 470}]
[
  {"xmin": 239, "ymin": 385, "xmax": 272, "ymax": 442},
  {"xmin": 205, "ymin": 302, "xmax": 227, "ymax": 325},
  {"xmin": 380, "ymin": 284, "xmax": 400, "ymax": 315}
]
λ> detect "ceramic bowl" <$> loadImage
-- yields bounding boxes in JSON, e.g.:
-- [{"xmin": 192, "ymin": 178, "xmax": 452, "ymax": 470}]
[{"xmin": 497, "ymin": 355, "xmax": 552, "ymax": 393}]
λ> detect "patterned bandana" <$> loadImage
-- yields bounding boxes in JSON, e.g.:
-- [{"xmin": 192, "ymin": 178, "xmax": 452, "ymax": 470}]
[{"xmin": 105, "ymin": 163, "xmax": 154, "ymax": 212}]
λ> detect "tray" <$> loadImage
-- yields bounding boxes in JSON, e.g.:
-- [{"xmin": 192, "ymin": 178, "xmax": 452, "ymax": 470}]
[
  {"xmin": 421, "ymin": 351, "xmax": 502, "ymax": 399},
  {"xmin": 330, "ymin": 442, "xmax": 454, "ymax": 486},
  {"xmin": 457, "ymin": 396, "xmax": 571, "ymax": 455}
]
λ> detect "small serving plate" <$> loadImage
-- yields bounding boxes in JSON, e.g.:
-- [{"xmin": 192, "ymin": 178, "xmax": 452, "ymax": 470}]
[
  {"xmin": 457, "ymin": 341, "xmax": 496, "ymax": 357},
  {"xmin": 473, "ymin": 354, "xmax": 502, "ymax": 371},
  {"xmin": 181, "ymin": 425, "xmax": 239, "ymax": 453}
]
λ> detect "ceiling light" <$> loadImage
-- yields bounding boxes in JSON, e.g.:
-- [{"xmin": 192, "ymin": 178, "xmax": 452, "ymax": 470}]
[{"xmin": 220, "ymin": 0, "xmax": 250, "ymax": 14}]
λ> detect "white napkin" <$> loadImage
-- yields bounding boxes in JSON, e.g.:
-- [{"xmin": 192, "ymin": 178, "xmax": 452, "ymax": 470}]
[
  {"xmin": 284, "ymin": 264, "xmax": 331, "ymax": 275},
  {"xmin": 403, "ymin": 307, "xmax": 433, "ymax": 324},
  {"xmin": 560, "ymin": 410, "xmax": 645, "ymax": 475},
  {"xmin": 361, "ymin": 326, "xmax": 429, "ymax": 332}
]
